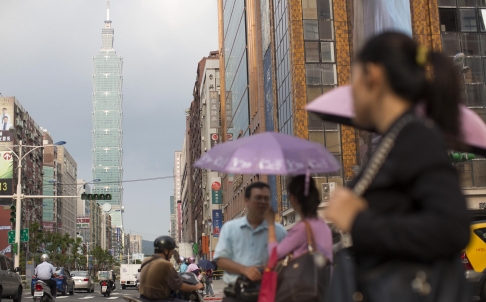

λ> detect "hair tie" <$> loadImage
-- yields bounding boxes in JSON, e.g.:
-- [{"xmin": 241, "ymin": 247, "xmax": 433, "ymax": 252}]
[{"xmin": 416, "ymin": 45, "xmax": 428, "ymax": 67}]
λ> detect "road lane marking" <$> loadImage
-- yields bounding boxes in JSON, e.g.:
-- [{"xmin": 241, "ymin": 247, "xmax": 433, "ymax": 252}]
[
  {"xmin": 106, "ymin": 297, "xmax": 119, "ymax": 299},
  {"xmin": 78, "ymin": 296, "xmax": 95, "ymax": 299}
]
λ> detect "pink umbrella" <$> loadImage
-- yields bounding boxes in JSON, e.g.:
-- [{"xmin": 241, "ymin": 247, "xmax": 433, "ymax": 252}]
[{"xmin": 306, "ymin": 85, "xmax": 486, "ymax": 155}]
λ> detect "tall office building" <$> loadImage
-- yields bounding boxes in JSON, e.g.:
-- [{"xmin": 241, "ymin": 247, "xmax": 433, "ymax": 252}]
[{"xmin": 91, "ymin": 0, "xmax": 124, "ymax": 234}]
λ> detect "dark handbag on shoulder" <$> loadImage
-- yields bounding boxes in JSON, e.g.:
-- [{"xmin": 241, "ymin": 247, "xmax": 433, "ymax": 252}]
[
  {"xmin": 233, "ymin": 275, "xmax": 261, "ymax": 302},
  {"xmin": 328, "ymin": 116, "xmax": 471, "ymax": 302},
  {"xmin": 275, "ymin": 220, "xmax": 331, "ymax": 302}
]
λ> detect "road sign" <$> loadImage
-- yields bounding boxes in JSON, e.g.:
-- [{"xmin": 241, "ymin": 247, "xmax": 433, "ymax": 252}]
[
  {"xmin": 21, "ymin": 228, "xmax": 29, "ymax": 242},
  {"xmin": 8, "ymin": 228, "xmax": 29, "ymax": 244},
  {"xmin": 7, "ymin": 230, "xmax": 14, "ymax": 244},
  {"xmin": 3, "ymin": 153, "xmax": 11, "ymax": 161}
]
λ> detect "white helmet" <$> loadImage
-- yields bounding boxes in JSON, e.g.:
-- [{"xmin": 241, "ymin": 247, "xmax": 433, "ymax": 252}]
[{"xmin": 40, "ymin": 254, "xmax": 49, "ymax": 262}]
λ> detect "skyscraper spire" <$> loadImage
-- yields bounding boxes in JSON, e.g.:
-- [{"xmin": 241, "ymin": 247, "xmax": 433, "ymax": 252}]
[{"xmin": 106, "ymin": 0, "xmax": 110, "ymax": 21}]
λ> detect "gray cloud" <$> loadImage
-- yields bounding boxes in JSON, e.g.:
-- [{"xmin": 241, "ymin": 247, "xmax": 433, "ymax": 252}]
[{"xmin": 0, "ymin": 0, "xmax": 218, "ymax": 241}]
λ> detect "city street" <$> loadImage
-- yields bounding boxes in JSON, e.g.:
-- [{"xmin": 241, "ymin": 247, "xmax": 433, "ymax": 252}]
[{"xmin": 22, "ymin": 281, "xmax": 225, "ymax": 302}]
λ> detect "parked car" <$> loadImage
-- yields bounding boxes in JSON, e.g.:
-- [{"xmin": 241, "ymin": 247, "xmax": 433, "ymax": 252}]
[
  {"xmin": 463, "ymin": 210, "xmax": 486, "ymax": 301},
  {"xmin": 0, "ymin": 253, "xmax": 22, "ymax": 302},
  {"xmin": 31, "ymin": 267, "xmax": 74, "ymax": 296},
  {"xmin": 71, "ymin": 271, "xmax": 95, "ymax": 293}
]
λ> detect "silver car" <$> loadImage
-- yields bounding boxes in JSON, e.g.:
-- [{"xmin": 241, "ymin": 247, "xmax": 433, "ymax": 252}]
[{"xmin": 71, "ymin": 271, "xmax": 94, "ymax": 293}]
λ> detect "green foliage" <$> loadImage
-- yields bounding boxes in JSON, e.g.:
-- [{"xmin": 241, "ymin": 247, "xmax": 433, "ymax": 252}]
[
  {"xmin": 90, "ymin": 246, "xmax": 115, "ymax": 271},
  {"xmin": 25, "ymin": 223, "xmax": 81, "ymax": 270}
]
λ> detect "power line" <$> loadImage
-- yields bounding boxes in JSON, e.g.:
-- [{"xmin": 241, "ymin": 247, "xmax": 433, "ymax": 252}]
[{"xmin": 52, "ymin": 175, "xmax": 175, "ymax": 186}]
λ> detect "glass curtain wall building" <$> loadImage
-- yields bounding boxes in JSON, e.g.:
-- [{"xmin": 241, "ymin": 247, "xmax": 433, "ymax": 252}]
[
  {"xmin": 42, "ymin": 167, "xmax": 55, "ymax": 222},
  {"xmin": 273, "ymin": 0, "xmax": 342, "ymax": 211},
  {"xmin": 92, "ymin": 1, "xmax": 124, "ymax": 228},
  {"xmin": 224, "ymin": 0, "xmax": 250, "ymax": 140},
  {"xmin": 438, "ymin": 0, "xmax": 486, "ymax": 187}
]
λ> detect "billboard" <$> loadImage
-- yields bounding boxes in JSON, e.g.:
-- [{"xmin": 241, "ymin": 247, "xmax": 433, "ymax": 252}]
[
  {"xmin": 0, "ymin": 97, "xmax": 14, "ymax": 138},
  {"xmin": 42, "ymin": 222, "xmax": 55, "ymax": 231},
  {"xmin": 76, "ymin": 217, "xmax": 90, "ymax": 229},
  {"xmin": 212, "ymin": 209, "xmax": 223, "ymax": 237},
  {"xmin": 211, "ymin": 178, "xmax": 222, "ymax": 204},
  {"xmin": 0, "ymin": 97, "xmax": 14, "ymax": 203}
]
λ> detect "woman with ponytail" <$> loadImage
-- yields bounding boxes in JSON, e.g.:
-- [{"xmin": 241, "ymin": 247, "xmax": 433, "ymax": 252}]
[{"xmin": 325, "ymin": 32, "xmax": 470, "ymax": 301}]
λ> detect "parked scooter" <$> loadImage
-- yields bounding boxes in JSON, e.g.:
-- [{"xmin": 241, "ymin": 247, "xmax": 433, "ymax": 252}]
[
  {"xmin": 100, "ymin": 279, "xmax": 111, "ymax": 297},
  {"xmin": 122, "ymin": 272, "xmax": 204, "ymax": 302},
  {"xmin": 33, "ymin": 280, "xmax": 54, "ymax": 302}
]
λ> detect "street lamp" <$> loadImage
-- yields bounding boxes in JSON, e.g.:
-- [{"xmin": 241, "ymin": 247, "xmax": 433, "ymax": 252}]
[
  {"xmin": 2, "ymin": 139, "xmax": 66, "ymax": 269},
  {"xmin": 85, "ymin": 241, "xmax": 96, "ymax": 271},
  {"xmin": 206, "ymin": 219, "xmax": 212, "ymax": 261}
]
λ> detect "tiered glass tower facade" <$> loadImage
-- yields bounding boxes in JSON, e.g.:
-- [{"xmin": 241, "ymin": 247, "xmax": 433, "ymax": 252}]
[{"xmin": 92, "ymin": 1, "xmax": 124, "ymax": 229}]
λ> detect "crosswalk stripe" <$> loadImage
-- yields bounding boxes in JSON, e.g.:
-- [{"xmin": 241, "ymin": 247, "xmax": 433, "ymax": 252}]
[
  {"xmin": 78, "ymin": 296, "xmax": 95, "ymax": 299},
  {"xmin": 56, "ymin": 296, "xmax": 69, "ymax": 299},
  {"xmin": 106, "ymin": 297, "xmax": 119, "ymax": 299}
]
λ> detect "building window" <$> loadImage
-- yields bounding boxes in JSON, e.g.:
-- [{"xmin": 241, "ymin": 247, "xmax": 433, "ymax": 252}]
[
  {"xmin": 460, "ymin": 9, "xmax": 478, "ymax": 31},
  {"xmin": 302, "ymin": 0, "xmax": 318, "ymax": 19},
  {"xmin": 304, "ymin": 20, "xmax": 319, "ymax": 40},
  {"xmin": 305, "ymin": 42, "xmax": 320, "ymax": 62},
  {"xmin": 440, "ymin": 8, "xmax": 459, "ymax": 31}
]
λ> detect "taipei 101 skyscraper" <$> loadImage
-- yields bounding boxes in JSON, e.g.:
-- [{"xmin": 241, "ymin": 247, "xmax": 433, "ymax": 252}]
[{"xmin": 91, "ymin": 0, "xmax": 124, "ymax": 249}]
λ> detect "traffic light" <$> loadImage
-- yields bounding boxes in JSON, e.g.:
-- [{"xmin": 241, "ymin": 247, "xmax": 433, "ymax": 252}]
[
  {"xmin": 81, "ymin": 193, "xmax": 112, "ymax": 201},
  {"xmin": 450, "ymin": 152, "xmax": 475, "ymax": 163},
  {"xmin": 9, "ymin": 205, "xmax": 15, "ymax": 223}
]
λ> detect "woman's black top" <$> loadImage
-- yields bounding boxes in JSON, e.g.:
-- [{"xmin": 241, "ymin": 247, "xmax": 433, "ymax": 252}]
[{"xmin": 350, "ymin": 112, "xmax": 470, "ymax": 271}]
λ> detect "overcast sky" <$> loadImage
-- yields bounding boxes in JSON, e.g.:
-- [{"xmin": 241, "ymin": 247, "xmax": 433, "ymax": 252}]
[{"xmin": 0, "ymin": 1, "xmax": 218, "ymax": 241}]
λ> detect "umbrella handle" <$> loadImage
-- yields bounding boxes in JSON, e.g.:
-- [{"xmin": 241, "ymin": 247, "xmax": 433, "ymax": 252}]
[{"xmin": 304, "ymin": 167, "xmax": 310, "ymax": 196}]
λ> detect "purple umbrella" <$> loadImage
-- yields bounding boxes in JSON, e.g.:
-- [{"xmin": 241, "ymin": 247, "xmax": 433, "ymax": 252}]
[
  {"xmin": 194, "ymin": 132, "xmax": 340, "ymax": 175},
  {"xmin": 306, "ymin": 85, "xmax": 486, "ymax": 155}
]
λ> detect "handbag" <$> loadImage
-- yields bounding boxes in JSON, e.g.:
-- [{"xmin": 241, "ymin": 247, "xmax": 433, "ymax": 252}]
[
  {"xmin": 328, "ymin": 115, "xmax": 470, "ymax": 302},
  {"xmin": 233, "ymin": 275, "xmax": 261, "ymax": 302},
  {"xmin": 257, "ymin": 247, "xmax": 278, "ymax": 302},
  {"xmin": 275, "ymin": 220, "xmax": 331, "ymax": 302}
]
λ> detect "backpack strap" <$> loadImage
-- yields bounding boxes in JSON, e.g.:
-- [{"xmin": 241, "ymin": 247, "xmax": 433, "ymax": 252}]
[{"xmin": 140, "ymin": 255, "xmax": 163, "ymax": 271}]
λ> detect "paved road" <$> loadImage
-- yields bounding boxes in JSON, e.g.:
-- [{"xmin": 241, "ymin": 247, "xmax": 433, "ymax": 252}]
[
  {"xmin": 21, "ymin": 282, "xmax": 225, "ymax": 302},
  {"xmin": 22, "ymin": 285, "xmax": 137, "ymax": 302}
]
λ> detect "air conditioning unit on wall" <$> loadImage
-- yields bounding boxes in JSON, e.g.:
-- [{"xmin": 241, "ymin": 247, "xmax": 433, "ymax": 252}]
[{"xmin": 321, "ymin": 182, "xmax": 336, "ymax": 201}]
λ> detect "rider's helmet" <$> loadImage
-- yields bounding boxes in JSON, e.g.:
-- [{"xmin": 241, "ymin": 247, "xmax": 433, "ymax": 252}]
[
  {"xmin": 189, "ymin": 256, "xmax": 196, "ymax": 263},
  {"xmin": 180, "ymin": 256, "xmax": 185, "ymax": 262},
  {"xmin": 154, "ymin": 236, "xmax": 178, "ymax": 253},
  {"xmin": 40, "ymin": 254, "xmax": 49, "ymax": 262}
]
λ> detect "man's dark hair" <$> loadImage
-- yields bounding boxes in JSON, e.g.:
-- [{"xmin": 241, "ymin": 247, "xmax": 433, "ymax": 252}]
[{"xmin": 245, "ymin": 182, "xmax": 270, "ymax": 199}]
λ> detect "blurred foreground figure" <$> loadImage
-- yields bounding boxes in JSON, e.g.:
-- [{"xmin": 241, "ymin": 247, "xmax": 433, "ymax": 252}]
[{"xmin": 326, "ymin": 32, "xmax": 470, "ymax": 302}]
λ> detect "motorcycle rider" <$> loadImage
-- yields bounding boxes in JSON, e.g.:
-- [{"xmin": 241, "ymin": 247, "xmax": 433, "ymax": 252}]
[
  {"xmin": 186, "ymin": 257, "xmax": 200, "ymax": 276},
  {"xmin": 179, "ymin": 257, "xmax": 188, "ymax": 273},
  {"xmin": 110, "ymin": 270, "xmax": 116, "ymax": 290},
  {"xmin": 34, "ymin": 254, "xmax": 58, "ymax": 300},
  {"xmin": 139, "ymin": 236, "xmax": 203, "ymax": 301}
]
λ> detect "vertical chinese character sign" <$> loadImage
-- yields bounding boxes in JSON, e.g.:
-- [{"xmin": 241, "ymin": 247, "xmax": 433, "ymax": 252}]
[
  {"xmin": 212, "ymin": 209, "xmax": 223, "ymax": 237},
  {"xmin": 211, "ymin": 179, "xmax": 222, "ymax": 204},
  {"xmin": 209, "ymin": 91, "xmax": 220, "ymax": 128}
]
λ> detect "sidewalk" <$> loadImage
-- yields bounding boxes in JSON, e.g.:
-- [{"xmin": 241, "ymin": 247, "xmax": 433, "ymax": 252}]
[{"xmin": 202, "ymin": 279, "xmax": 225, "ymax": 301}]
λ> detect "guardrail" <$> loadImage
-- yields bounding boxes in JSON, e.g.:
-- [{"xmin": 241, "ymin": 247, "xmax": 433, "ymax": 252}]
[
  {"xmin": 21, "ymin": 275, "xmax": 29, "ymax": 289},
  {"xmin": 213, "ymin": 270, "xmax": 224, "ymax": 280}
]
